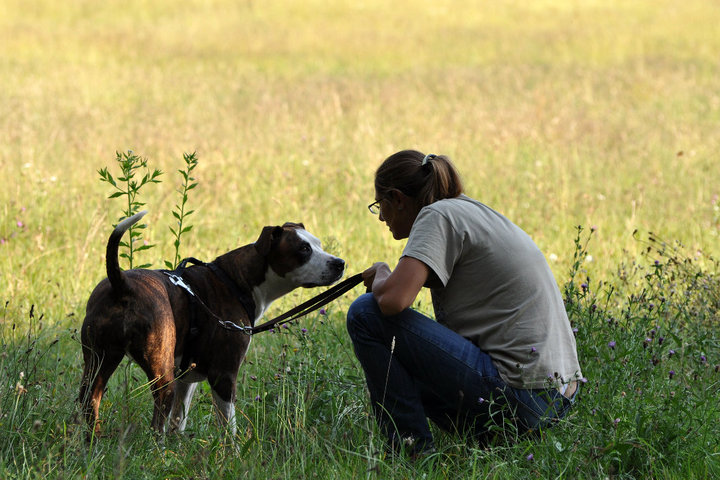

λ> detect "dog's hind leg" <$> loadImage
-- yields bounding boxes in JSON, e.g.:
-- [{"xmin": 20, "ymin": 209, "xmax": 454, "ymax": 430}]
[
  {"xmin": 78, "ymin": 346, "xmax": 124, "ymax": 439},
  {"xmin": 130, "ymin": 319, "xmax": 177, "ymax": 433}
]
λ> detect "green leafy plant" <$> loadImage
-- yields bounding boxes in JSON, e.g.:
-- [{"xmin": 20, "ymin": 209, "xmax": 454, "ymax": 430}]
[
  {"xmin": 98, "ymin": 150, "xmax": 163, "ymax": 269},
  {"xmin": 165, "ymin": 152, "xmax": 199, "ymax": 270}
]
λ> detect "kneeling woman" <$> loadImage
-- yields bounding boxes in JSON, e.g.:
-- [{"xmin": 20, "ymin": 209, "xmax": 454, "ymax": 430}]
[{"xmin": 347, "ymin": 149, "xmax": 582, "ymax": 455}]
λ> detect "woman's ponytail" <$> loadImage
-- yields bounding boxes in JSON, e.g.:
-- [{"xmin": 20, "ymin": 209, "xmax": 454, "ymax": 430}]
[{"xmin": 375, "ymin": 150, "xmax": 463, "ymax": 208}]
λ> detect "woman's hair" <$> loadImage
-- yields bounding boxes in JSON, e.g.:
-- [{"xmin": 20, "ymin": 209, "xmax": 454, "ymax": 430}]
[{"xmin": 375, "ymin": 149, "xmax": 464, "ymax": 208}]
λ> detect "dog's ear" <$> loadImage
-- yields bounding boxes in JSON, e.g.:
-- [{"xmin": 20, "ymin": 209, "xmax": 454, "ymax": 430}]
[
  {"xmin": 255, "ymin": 226, "xmax": 284, "ymax": 256},
  {"xmin": 281, "ymin": 222, "xmax": 305, "ymax": 229}
]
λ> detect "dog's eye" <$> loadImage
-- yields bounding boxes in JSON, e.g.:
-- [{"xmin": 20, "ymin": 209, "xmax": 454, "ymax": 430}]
[{"xmin": 301, "ymin": 243, "xmax": 312, "ymax": 254}]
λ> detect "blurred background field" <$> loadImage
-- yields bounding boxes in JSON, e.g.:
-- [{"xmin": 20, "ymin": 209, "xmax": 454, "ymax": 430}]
[
  {"xmin": 2, "ymin": 0, "xmax": 719, "ymax": 315},
  {"xmin": 1, "ymin": 0, "xmax": 719, "ymax": 477}
]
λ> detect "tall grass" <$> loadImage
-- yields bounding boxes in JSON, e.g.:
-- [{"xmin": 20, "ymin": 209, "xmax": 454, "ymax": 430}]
[{"xmin": 1, "ymin": 0, "xmax": 719, "ymax": 478}]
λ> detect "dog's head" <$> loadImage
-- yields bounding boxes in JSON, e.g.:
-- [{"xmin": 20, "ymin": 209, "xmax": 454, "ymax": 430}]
[{"xmin": 255, "ymin": 222, "xmax": 345, "ymax": 287}]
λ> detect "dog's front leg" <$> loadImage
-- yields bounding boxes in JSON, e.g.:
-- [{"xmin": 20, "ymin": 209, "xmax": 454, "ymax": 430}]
[
  {"xmin": 211, "ymin": 390, "xmax": 237, "ymax": 435},
  {"xmin": 168, "ymin": 380, "xmax": 198, "ymax": 433},
  {"xmin": 208, "ymin": 374, "xmax": 237, "ymax": 435}
]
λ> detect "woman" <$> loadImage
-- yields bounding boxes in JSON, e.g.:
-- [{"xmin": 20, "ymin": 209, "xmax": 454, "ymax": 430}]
[{"xmin": 347, "ymin": 149, "xmax": 582, "ymax": 456}]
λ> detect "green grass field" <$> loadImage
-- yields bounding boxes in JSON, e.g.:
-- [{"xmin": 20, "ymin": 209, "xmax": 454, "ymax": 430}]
[{"xmin": 1, "ymin": 0, "xmax": 719, "ymax": 478}]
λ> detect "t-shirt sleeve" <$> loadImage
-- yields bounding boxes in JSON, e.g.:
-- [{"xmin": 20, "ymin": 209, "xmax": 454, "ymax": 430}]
[{"xmin": 402, "ymin": 207, "xmax": 463, "ymax": 287}]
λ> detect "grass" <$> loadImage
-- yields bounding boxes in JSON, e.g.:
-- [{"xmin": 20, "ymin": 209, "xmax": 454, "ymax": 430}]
[{"xmin": 1, "ymin": 0, "xmax": 719, "ymax": 478}]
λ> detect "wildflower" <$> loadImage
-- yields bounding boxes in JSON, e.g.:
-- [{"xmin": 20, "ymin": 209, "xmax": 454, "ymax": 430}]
[
  {"xmin": 526, "ymin": 453, "xmax": 534, "ymax": 462},
  {"xmin": 530, "ymin": 347, "xmax": 537, "ymax": 354},
  {"xmin": 255, "ymin": 395, "xmax": 262, "ymax": 402},
  {"xmin": 613, "ymin": 418, "xmax": 620, "ymax": 427},
  {"xmin": 319, "ymin": 308, "xmax": 327, "ymax": 315},
  {"xmin": 572, "ymin": 327, "xmax": 578, "ymax": 335},
  {"xmin": 700, "ymin": 355, "xmax": 707, "ymax": 363},
  {"xmin": 17, "ymin": 221, "xmax": 24, "ymax": 228},
  {"xmin": 301, "ymin": 328, "xmax": 307, "ymax": 334},
  {"xmin": 669, "ymin": 349, "xmax": 675, "ymax": 357},
  {"xmin": 669, "ymin": 370, "xmax": 675, "ymax": 379},
  {"xmin": 250, "ymin": 375, "xmax": 257, "ymax": 381},
  {"xmin": 580, "ymin": 283, "xmax": 588, "ymax": 291},
  {"xmin": 15, "ymin": 381, "xmax": 27, "ymax": 395},
  {"xmin": 658, "ymin": 336, "xmax": 664, "ymax": 345},
  {"xmin": 478, "ymin": 397, "xmax": 485, "ymax": 404},
  {"xmin": 608, "ymin": 341, "xmax": 616, "ymax": 349}
]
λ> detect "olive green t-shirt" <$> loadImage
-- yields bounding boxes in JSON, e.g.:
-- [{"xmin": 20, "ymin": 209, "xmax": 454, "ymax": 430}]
[{"xmin": 402, "ymin": 195, "xmax": 582, "ymax": 389}]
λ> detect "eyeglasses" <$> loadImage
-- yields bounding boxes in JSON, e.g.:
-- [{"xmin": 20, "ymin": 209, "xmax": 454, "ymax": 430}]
[{"xmin": 367, "ymin": 200, "xmax": 380, "ymax": 215}]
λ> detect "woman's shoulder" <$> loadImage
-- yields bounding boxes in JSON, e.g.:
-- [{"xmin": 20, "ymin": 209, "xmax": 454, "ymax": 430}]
[{"xmin": 425, "ymin": 194, "xmax": 488, "ymax": 215}]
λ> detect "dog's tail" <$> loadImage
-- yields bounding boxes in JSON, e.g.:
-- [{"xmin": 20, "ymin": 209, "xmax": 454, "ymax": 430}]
[{"xmin": 106, "ymin": 210, "xmax": 148, "ymax": 294}]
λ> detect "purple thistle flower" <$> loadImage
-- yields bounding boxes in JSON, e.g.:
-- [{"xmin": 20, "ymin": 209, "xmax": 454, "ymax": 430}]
[
  {"xmin": 530, "ymin": 346, "xmax": 537, "ymax": 354},
  {"xmin": 701, "ymin": 355, "xmax": 707, "ymax": 363},
  {"xmin": 526, "ymin": 453, "xmax": 534, "ymax": 461},
  {"xmin": 613, "ymin": 418, "xmax": 620, "ymax": 426},
  {"xmin": 301, "ymin": 328, "xmax": 308, "ymax": 334},
  {"xmin": 17, "ymin": 221, "xmax": 24, "ymax": 228},
  {"xmin": 668, "ymin": 349, "xmax": 675, "ymax": 357},
  {"xmin": 669, "ymin": 370, "xmax": 675, "ymax": 379},
  {"xmin": 255, "ymin": 395, "xmax": 262, "ymax": 402},
  {"xmin": 319, "ymin": 308, "xmax": 327, "ymax": 315},
  {"xmin": 478, "ymin": 397, "xmax": 485, "ymax": 404},
  {"xmin": 608, "ymin": 341, "xmax": 616, "ymax": 349}
]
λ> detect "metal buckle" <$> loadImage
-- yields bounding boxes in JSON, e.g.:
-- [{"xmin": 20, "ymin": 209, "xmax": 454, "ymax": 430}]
[
  {"xmin": 165, "ymin": 272, "xmax": 195, "ymax": 296},
  {"xmin": 221, "ymin": 320, "xmax": 254, "ymax": 335}
]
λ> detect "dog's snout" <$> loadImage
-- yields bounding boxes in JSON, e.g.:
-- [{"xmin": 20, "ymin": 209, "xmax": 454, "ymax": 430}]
[
  {"xmin": 329, "ymin": 258, "xmax": 345, "ymax": 275},
  {"xmin": 330, "ymin": 258, "xmax": 345, "ymax": 273}
]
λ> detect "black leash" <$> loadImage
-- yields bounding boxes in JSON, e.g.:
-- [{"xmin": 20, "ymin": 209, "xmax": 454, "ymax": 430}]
[
  {"xmin": 249, "ymin": 273, "xmax": 363, "ymax": 334},
  {"xmin": 163, "ymin": 258, "xmax": 363, "ymax": 336}
]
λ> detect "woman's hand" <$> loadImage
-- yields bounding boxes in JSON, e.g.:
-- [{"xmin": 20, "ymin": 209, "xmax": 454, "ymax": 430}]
[
  {"xmin": 363, "ymin": 257, "xmax": 430, "ymax": 316},
  {"xmin": 362, "ymin": 262, "xmax": 391, "ymax": 291}
]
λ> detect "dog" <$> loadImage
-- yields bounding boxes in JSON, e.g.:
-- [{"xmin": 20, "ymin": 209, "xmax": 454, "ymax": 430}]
[{"xmin": 78, "ymin": 210, "xmax": 345, "ymax": 437}]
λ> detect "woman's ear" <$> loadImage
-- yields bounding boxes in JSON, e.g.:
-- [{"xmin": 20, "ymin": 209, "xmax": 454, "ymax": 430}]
[{"xmin": 390, "ymin": 189, "xmax": 410, "ymax": 211}]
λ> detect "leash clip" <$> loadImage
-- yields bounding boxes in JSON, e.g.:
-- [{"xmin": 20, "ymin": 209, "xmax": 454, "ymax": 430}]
[
  {"xmin": 220, "ymin": 320, "xmax": 254, "ymax": 335},
  {"xmin": 165, "ymin": 272, "xmax": 195, "ymax": 297}
]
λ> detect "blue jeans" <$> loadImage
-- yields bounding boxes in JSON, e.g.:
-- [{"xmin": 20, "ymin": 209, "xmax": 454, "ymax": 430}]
[{"xmin": 346, "ymin": 294, "xmax": 574, "ymax": 450}]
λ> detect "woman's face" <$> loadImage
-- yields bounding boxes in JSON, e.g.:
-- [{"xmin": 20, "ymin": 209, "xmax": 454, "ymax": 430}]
[{"xmin": 375, "ymin": 190, "xmax": 419, "ymax": 240}]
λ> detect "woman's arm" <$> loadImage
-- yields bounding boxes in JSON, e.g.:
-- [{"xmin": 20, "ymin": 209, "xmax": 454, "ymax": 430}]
[{"xmin": 362, "ymin": 257, "xmax": 430, "ymax": 316}]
